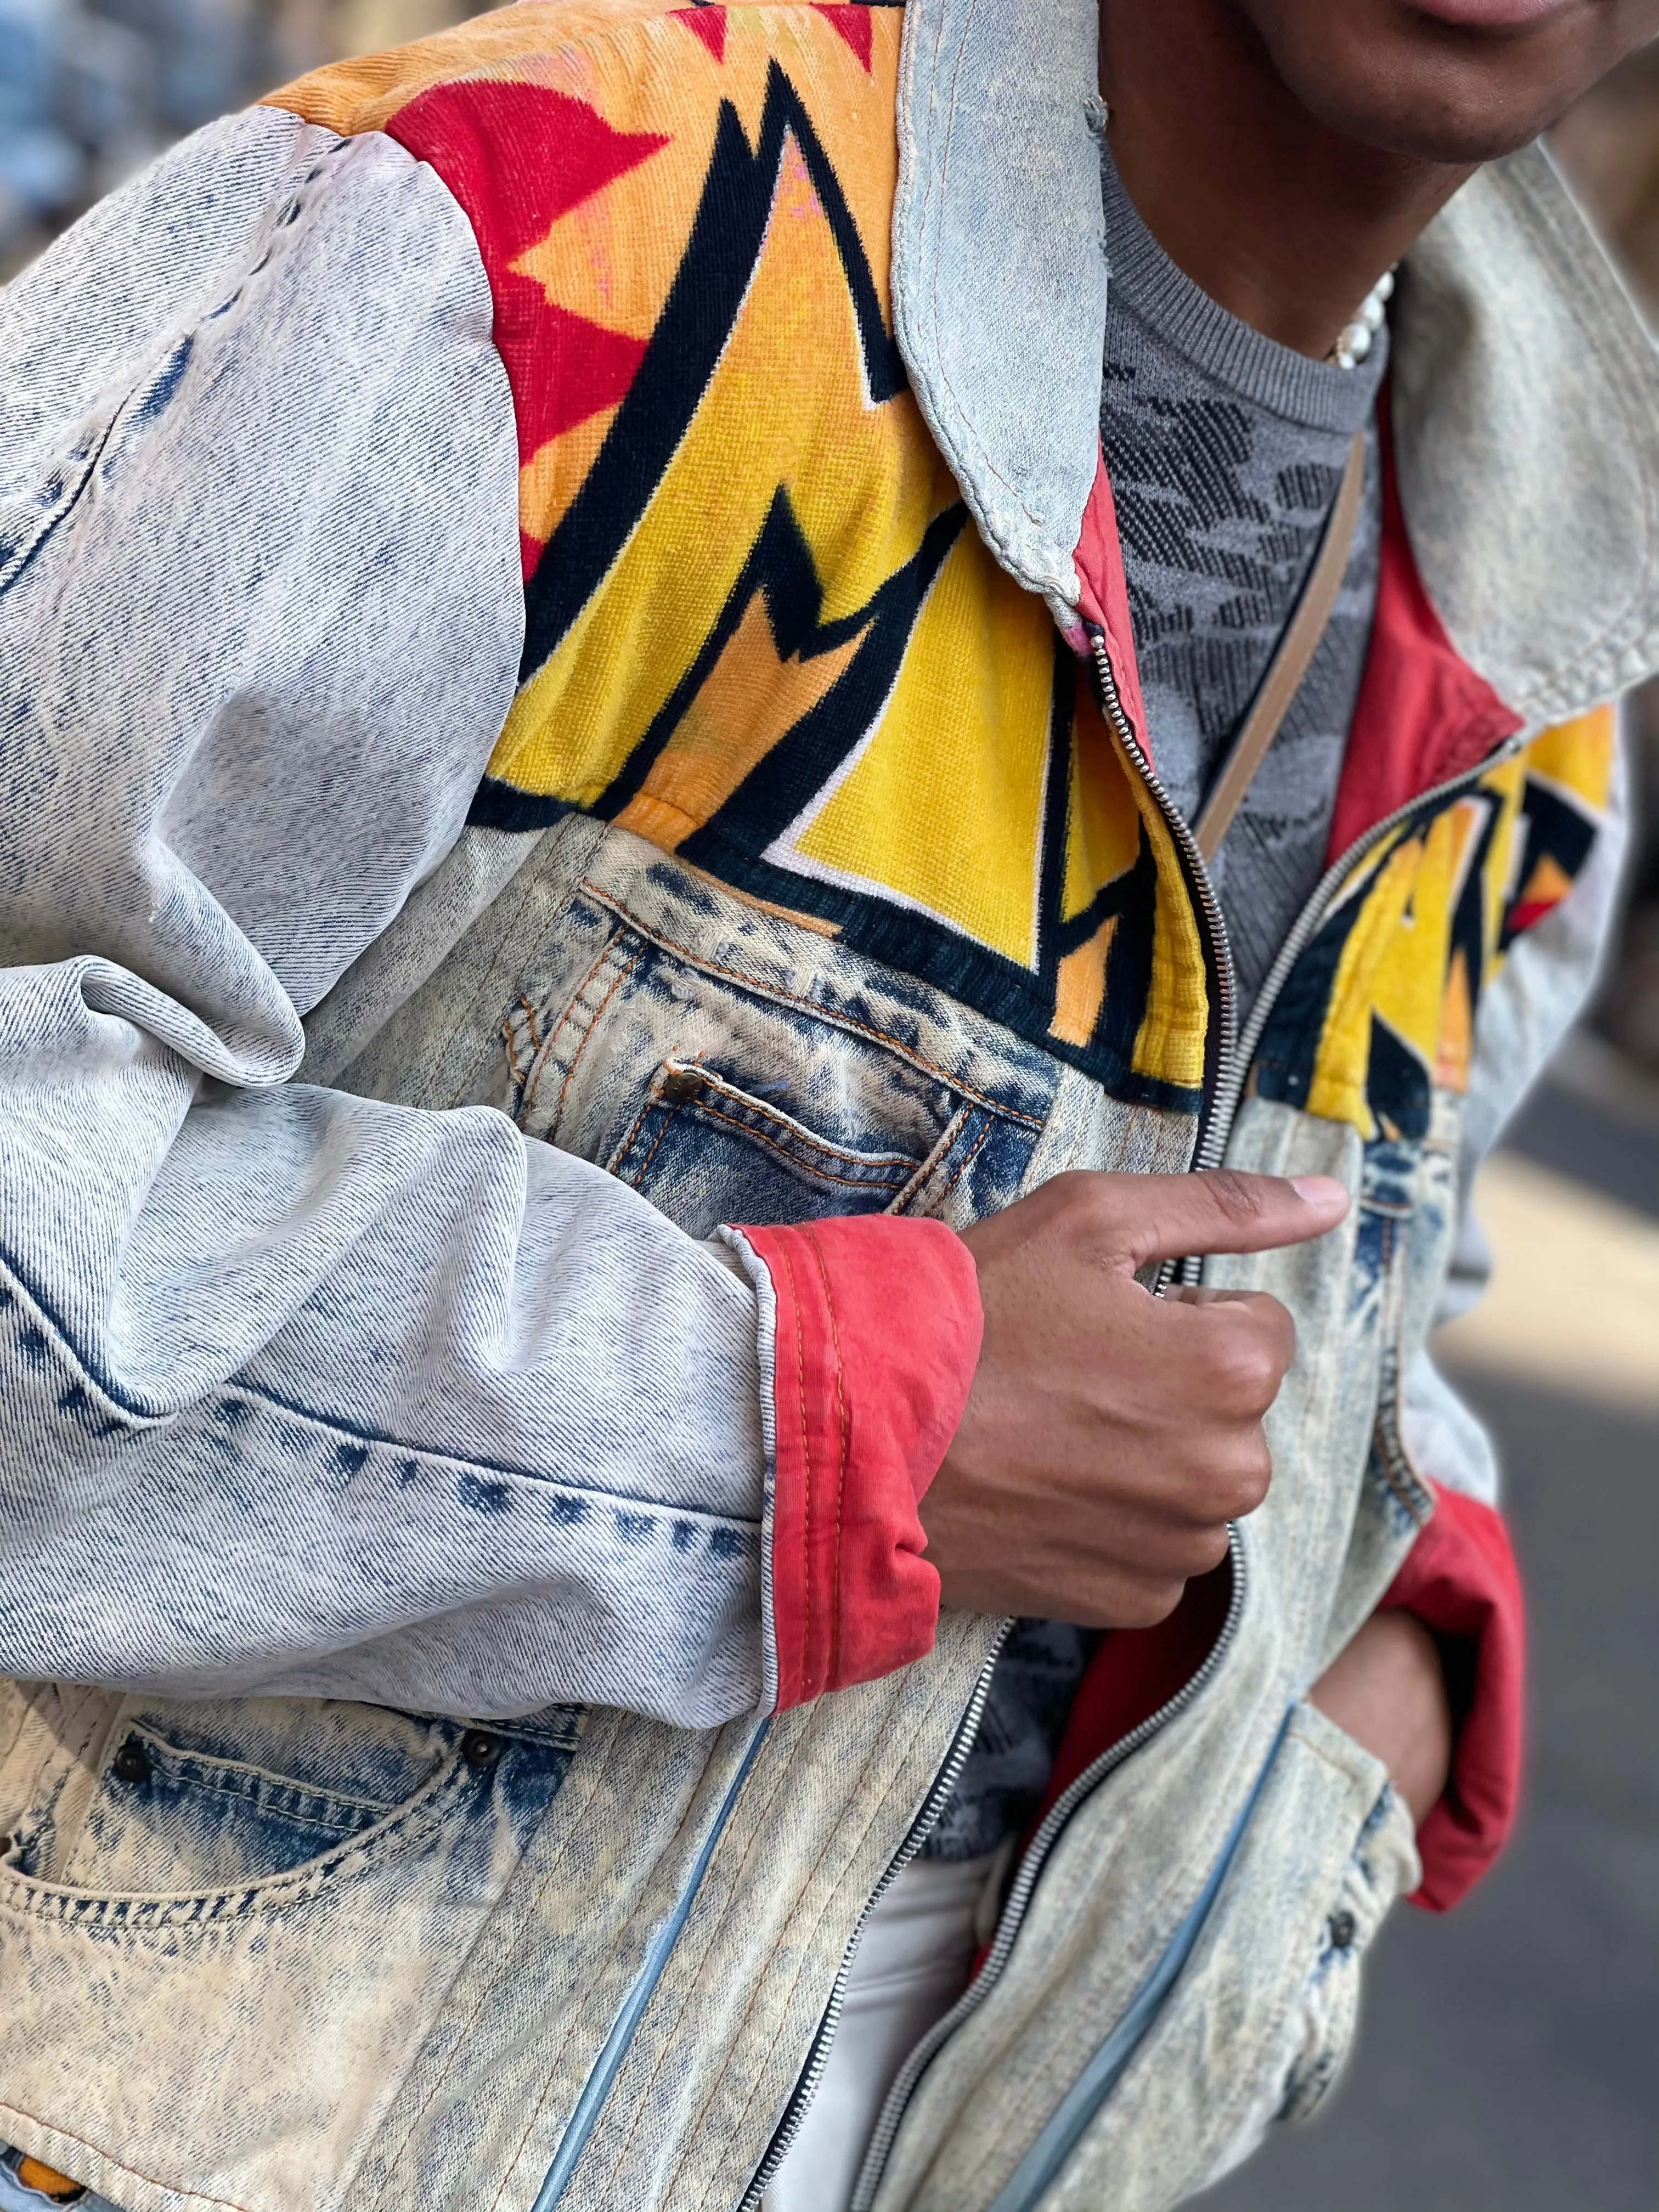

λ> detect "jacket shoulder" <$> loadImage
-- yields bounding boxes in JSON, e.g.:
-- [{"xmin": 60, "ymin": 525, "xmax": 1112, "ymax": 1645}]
[{"xmin": 262, "ymin": 0, "xmax": 902, "ymax": 141}]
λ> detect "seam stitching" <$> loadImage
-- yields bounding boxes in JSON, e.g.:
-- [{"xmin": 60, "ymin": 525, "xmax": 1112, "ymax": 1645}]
[
  {"xmin": 0, "ymin": 2107, "xmax": 251, "ymax": 2212},
  {"xmin": 929, "ymin": 1114, "xmax": 993, "ymax": 1214},
  {"xmin": 580, "ymin": 885, "xmax": 1045, "ymax": 1128},
  {"xmin": 594, "ymin": 1712, "xmax": 823, "ymax": 2201},
  {"xmin": 540, "ymin": 944, "xmax": 645, "ymax": 1143},
  {"xmin": 676, "ymin": 1099, "xmax": 918, "ymax": 1192},
  {"xmin": 699, "ymin": 1658, "xmax": 970, "ymax": 2192},
  {"xmin": 623, "ymin": 1098, "xmax": 680, "ymax": 1193},
  {"xmin": 517, "ymin": 930, "xmax": 622, "ymax": 1126},
  {"xmin": 803, "ymin": 1228, "xmax": 850, "ymax": 1694},
  {"xmin": 470, "ymin": 1718, "xmax": 667, "ymax": 2212},
  {"xmin": 416, "ymin": 832, "xmax": 568, "ymax": 1109},
  {"xmin": 778, "ymin": 1239, "xmax": 816, "ymax": 1703}
]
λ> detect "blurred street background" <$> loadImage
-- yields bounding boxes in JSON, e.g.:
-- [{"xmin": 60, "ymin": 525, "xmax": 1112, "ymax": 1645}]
[
  {"xmin": 1207, "ymin": 56, "xmax": 1659, "ymax": 2209},
  {"xmin": 1203, "ymin": 1045, "xmax": 1659, "ymax": 2212},
  {"xmin": 2, "ymin": 9, "xmax": 1656, "ymax": 2209}
]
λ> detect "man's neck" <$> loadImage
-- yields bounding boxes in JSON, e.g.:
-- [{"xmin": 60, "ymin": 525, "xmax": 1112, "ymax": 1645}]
[{"xmin": 1099, "ymin": 0, "xmax": 1475, "ymax": 359}]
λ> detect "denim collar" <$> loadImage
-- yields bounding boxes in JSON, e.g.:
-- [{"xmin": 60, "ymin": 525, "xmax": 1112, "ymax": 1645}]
[{"xmin": 893, "ymin": 0, "xmax": 1659, "ymax": 723}]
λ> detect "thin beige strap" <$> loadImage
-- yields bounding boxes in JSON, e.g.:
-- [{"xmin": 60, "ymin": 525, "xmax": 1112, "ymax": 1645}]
[{"xmin": 1191, "ymin": 428, "xmax": 1367, "ymax": 864}]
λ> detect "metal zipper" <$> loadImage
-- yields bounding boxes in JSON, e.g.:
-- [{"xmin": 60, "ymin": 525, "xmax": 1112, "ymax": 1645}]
[
  {"xmin": 1090, "ymin": 633, "xmax": 1239, "ymax": 1184},
  {"xmin": 736, "ymin": 1622, "xmax": 1013, "ymax": 2212},
  {"xmin": 1096, "ymin": 630, "xmax": 1526, "ymax": 1249},
  {"xmin": 847, "ymin": 1525, "xmax": 1246, "ymax": 2212},
  {"xmin": 772, "ymin": 630, "xmax": 1247, "ymax": 2212}
]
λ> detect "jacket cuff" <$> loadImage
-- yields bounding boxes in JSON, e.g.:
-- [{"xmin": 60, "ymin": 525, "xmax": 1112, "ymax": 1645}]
[
  {"xmin": 1380, "ymin": 1480, "xmax": 1525, "ymax": 1912},
  {"xmin": 730, "ymin": 1217, "xmax": 982, "ymax": 1710}
]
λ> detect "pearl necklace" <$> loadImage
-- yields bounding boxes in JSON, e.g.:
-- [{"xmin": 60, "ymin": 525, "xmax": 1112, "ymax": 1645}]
[{"xmin": 1331, "ymin": 268, "xmax": 1395, "ymax": 369}]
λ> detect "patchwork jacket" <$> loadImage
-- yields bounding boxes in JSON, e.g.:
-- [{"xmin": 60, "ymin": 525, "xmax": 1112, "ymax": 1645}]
[{"xmin": 0, "ymin": 0, "xmax": 1654, "ymax": 2208}]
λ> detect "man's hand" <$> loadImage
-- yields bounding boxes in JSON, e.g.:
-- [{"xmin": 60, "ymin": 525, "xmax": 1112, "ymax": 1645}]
[
  {"xmin": 1311, "ymin": 1611, "xmax": 1453, "ymax": 1830},
  {"xmin": 919, "ymin": 1169, "xmax": 1350, "ymax": 1627}
]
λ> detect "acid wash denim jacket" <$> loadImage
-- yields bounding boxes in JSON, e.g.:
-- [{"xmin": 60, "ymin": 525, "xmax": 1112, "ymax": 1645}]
[{"xmin": 1, "ymin": 0, "xmax": 1655, "ymax": 2208}]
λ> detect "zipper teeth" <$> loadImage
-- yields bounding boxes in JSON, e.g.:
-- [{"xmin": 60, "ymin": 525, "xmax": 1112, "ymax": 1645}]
[
  {"xmin": 736, "ymin": 1623, "xmax": 1013, "ymax": 2212},
  {"xmin": 1099, "ymin": 636, "xmax": 1526, "ymax": 1234},
  {"xmin": 1091, "ymin": 640, "xmax": 1239, "ymax": 1138},
  {"xmin": 1089, "ymin": 636, "xmax": 1235, "ymax": 1293},
  {"xmin": 849, "ymin": 1526, "xmax": 1246, "ymax": 2212}
]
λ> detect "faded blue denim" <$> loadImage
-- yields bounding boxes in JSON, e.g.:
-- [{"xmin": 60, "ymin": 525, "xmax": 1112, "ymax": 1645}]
[{"xmin": 0, "ymin": 0, "xmax": 1651, "ymax": 2203}]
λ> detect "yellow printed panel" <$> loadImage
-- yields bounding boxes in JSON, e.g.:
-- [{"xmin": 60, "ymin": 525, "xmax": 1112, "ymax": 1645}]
[
  {"xmin": 1260, "ymin": 715, "xmax": 1613, "ymax": 1141},
  {"xmin": 1525, "ymin": 704, "xmax": 1616, "ymax": 814},
  {"xmin": 785, "ymin": 531, "xmax": 1054, "ymax": 968},
  {"xmin": 1062, "ymin": 691, "xmax": 1143, "ymax": 924},
  {"xmin": 489, "ymin": 124, "xmax": 944, "ymax": 806}
]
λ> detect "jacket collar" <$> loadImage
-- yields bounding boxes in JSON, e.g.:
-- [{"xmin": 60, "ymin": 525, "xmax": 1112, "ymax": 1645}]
[{"xmin": 893, "ymin": 0, "xmax": 1659, "ymax": 725}]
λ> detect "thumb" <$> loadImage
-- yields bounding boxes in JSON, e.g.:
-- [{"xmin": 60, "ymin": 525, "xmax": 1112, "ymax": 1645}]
[{"xmin": 1111, "ymin": 1169, "xmax": 1350, "ymax": 1272}]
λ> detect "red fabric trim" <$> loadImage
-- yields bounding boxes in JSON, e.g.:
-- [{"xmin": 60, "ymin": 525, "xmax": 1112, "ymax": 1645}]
[
  {"xmin": 737, "ymin": 1216, "xmax": 982, "ymax": 1709},
  {"xmin": 811, "ymin": 3, "xmax": 874, "ymax": 68},
  {"xmin": 1028, "ymin": 1555, "xmax": 1234, "ymax": 1836},
  {"xmin": 1325, "ymin": 393, "xmax": 1521, "ymax": 861},
  {"xmin": 676, "ymin": 5, "xmax": 726, "ymax": 60},
  {"xmin": 384, "ymin": 80, "xmax": 667, "ymax": 477},
  {"xmin": 1381, "ymin": 1481, "xmax": 1526, "ymax": 1912},
  {"xmin": 1073, "ymin": 444, "xmax": 1153, "ymax": 765},
  {"xmin": 1020, "ymin": 1478, "xmax": 1521, "ymax": 1916}
]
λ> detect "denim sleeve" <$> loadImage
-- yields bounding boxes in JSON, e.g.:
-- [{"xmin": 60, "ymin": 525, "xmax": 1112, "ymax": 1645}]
[
  {"xmin": 1400, "ymin": 716, "xmax": 1630, "ymax": 1504},
  {"xmin": 0, "ymin": 106, "xmax": 772, "ymax": 1727}
]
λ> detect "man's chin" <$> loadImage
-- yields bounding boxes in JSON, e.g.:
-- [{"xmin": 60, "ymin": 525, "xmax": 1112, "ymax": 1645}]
[{"xmin": 1240, "ymin": 0, "xmax": 1654, "ymax": 165}]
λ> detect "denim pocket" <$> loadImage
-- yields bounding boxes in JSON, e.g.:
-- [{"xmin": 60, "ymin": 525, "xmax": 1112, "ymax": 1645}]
[
  {"xmin": 44, "ymin": 1696, "xmax": 578, "ymax": 1897},
  {"xmin": 604, "ymin": 1059, "xmax": 1011, "ymax": 1239},
  {"xmin": 1351, "ymin": 1137, "xmax": 1437, "ymax": 1535},
  {"xmin": 0, "ymin": 1694, "xmax": 583, "ymax": 2212},
  {"xmin": 1272, "ymin": 1734, "xmax": 1417, "ymax": 2125},
  {"xmin": 501, "ymin": 869, "xmax": 1049, "ymax": 1239},
  {"xmin": 1069, "ymin": 1701, "xmax": 1418, "ymax": 2211},
  {"xmin": 606, "ymin": 1059, "xmax": 924, "ymax": 1233}
]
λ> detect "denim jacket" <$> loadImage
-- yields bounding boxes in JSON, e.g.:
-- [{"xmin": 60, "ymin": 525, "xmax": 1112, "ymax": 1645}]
[{"xmin": 0, "ymin": 0, "xmax": 1653, "ymax": 2207}]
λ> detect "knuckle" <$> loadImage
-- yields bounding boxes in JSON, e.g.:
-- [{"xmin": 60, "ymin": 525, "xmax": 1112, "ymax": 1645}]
[
  {"xmin": 1049, "ymin": 1171, "xmax": 1113, "ymax": 1243},
  {"xmin": 1116, "ymin": 1579, "xmax": 1186, "ymax": 1630},
  {"xmin": 1262, "ymin": 1293, "xmax": 1299, "ymax": 1365},
  {"xmin": 1189, "ymin": 1522, "xmax": 1234, "ymax": 1575},
  {"xmin": 1198, "ymin": 1169, "xmax": 1268, "ymax": 1228},
  {"xmin": 1225, "ymin": 1441, "xmax": 1273, "ymax": 1519},
  {"xmin": 1207, "ymin": 1329, "xmax": 1282, "ymax": 1414},
  {"xmin": 1053, "ymin": 1169, "xmax": 1104, "ymax": 1212}
]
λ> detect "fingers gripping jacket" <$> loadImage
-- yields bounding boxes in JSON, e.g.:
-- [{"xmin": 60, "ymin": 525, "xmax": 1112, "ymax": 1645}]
[{"xmin": 733, "ymin": 1217, "xmax": 983, "ymax": 1709}]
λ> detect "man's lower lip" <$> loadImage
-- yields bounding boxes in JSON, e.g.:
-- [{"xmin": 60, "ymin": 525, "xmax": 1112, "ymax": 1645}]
[{"xmin": 1409, "ymin": 0, "xmax": 1572, "ymax": 23}]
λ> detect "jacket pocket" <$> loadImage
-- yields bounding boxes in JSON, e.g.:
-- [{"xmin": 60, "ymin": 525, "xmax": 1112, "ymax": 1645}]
[
  {"xmin": 37, "ymin": 1695, "xmax": 577, "ymax": 1899},
  {"xmin": 607, "ymin": 1059, "xmax": 923, "ymax": 1227},
  {"xmin": 1187, "ymin": 1703, "xmax": 1421, "ymax": 2203},
  {"xmin": 605, "ymin": 1060, "xmax": 1004, "ymax": 1238},
  {"xmin": 501, "ymin": 876, "xmax": 1048, "ymax": 1239},
  {"xmin": 987, "ymin": 1700, "xmax": 1419, "ymax": 2212},
  {"xmin": 0, "ymin": 1698, "xmax": 582, "ymax": 2212},
  {"xmin": 1271, "ymin": 1741, "xmax": 1417, "ymax": 2124}
]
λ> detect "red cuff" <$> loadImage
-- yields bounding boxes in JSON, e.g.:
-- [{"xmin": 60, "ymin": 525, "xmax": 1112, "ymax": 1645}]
[
  {"xmin": 1380, "ymin": 1481, "xmax": 1525, "ymax": 1912},
  {"xmin": 736, "ymin": 1216, "xmax": 983, "ymax": 1710}
]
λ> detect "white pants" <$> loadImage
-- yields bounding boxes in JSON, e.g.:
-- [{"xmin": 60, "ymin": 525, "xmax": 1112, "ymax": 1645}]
[{"xmin": 764, "ymin": 1850, "xmax": 1005, "ymax": 2212}]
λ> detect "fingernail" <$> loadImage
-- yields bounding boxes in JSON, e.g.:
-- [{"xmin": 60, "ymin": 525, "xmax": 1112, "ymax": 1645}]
[{"xmin": 1290, "ymin": 1175, "xmax": 1348, "ymax": 1209}]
